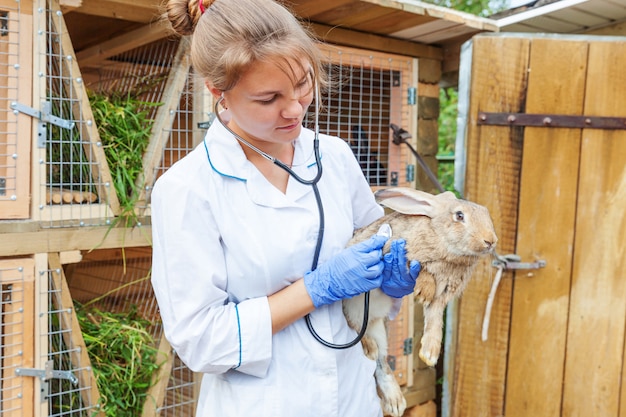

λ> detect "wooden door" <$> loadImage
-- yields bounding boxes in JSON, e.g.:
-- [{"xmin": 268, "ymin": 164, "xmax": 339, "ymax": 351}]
[
  {"xmin": 0, "ymin": 258, "xmax": 35, "ymax": 416},
  {"xmin": 448, "ymin": 34, "xmax": 626, "ymax": 417},
  {"xmin": 0, "ymin": 0, "xmax": 32, "ymax": 219}
]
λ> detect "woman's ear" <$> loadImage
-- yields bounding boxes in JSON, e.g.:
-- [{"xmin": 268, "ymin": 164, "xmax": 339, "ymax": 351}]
[{"xmin": 206, "ymin": 81, "xmax": 223, "ymax": 100}]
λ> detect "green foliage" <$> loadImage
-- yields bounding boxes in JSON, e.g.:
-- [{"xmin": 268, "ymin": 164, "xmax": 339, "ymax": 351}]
[
  {"xmin": 76, "ymin": 304, "xmax": 161, "ymax": 417},
  {"xmin": 437, "ymin": 87, "xmax": 459, "ymax": 193},
  {"xmin": 421, "ymin": 0, "xmax": 509, "ymax": 16},
  {"xmin": 88, "ymin": 91, "xmax": 158, "ymax": 212}
]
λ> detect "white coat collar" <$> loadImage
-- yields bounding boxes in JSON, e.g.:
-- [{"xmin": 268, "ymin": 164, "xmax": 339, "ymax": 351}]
[{"xmin": 203, "ymin": 113, "xmax": 322, "ymax": 207}]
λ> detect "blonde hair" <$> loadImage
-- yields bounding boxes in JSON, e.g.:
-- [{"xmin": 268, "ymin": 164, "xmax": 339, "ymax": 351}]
[{"xmin": 164, "ymin": 0, "xmax": 327, "ymax": 92}]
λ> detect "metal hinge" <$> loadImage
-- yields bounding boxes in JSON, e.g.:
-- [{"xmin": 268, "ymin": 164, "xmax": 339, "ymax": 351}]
[
  {"xmin": 11, "ymin": 101, "xmax": 75, "ymax": 148},
  {"xmin": 407, "ymin": 87, "xmax": 416, "ymax": 105},
  {"xmin": 403, "ymin": 337, "xmax": 413, "ymax": 355},
  {"xmin": 478, "ymin": 112, "xmax": 626, "ymax": 130},
  {"xmin": 197, "ymin": 112, "xmax": 216, "ymax": 129},
  {"xmin": 16, "ymin": 360, "xmax": 78, "ymax": 402}
]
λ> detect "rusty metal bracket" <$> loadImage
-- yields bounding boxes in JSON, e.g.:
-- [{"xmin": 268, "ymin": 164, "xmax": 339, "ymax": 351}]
[{"xmin": 477, "ymin": 112, "xmax": 626, "ymax": 130}]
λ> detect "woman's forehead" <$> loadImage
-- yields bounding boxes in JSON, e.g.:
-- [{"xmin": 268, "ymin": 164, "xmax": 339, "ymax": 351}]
[{"xmin": 238, "ymin": 56, "xmax": 311, "ymax": 90}]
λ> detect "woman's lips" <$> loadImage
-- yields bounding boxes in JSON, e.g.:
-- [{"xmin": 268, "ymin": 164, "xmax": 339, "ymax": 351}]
[{"xmin": 278, "ymin": 121, "xmax": 300, "ymax": 131}]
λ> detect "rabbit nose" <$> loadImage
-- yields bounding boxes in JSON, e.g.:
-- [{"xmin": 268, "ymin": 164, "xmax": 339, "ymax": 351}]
[{"xmin": 484, "ymin": 239, "xmax": 496, "ymax": 250}]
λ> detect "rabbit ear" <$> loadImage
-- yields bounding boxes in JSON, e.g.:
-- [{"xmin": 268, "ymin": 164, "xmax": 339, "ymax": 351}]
[{"xmin": 374, "ymin": 188, "xmax": 442, "ymax": 217}]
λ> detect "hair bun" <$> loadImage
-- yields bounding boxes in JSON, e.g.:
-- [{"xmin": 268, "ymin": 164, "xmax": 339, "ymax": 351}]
[{"xmin": 164, "ymin": 0, "xmax": 213, "ymax": 36}]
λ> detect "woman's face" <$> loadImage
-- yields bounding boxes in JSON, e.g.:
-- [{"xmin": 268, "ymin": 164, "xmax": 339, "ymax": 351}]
[{"xmin": 221, "ymin": 57, "xmax": 314, "ymax": 149}]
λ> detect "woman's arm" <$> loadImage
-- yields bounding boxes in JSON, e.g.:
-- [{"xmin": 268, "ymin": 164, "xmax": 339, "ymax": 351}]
[{"xmin": 268, "ymin": 279, "xmax": 315, "ymax": 334}]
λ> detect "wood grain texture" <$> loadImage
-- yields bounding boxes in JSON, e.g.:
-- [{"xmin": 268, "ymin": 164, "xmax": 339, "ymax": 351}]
[
  {"xmin": 562, "ymin": 39, "xmax": 626, "ymax": 417},
  {"xmin": 451, "ymin": 34, "xmax": 529, "ymax": 417},
  {"xmin": 505, "ymin": 37, "xmax": 587, "ymax": 417}
]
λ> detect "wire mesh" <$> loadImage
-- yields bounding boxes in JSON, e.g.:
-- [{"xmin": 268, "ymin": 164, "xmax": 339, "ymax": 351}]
[
  {"xmin": 0, "ymin": 3, "xmax": 21, "ymax": 204},
  {"xmin": 0, "ymin": 265, "xmax": 26, "ymax": 414},
  {"xmin": 45, "ymin": 266, "xmax": 98, "ymax": 417},
  {"xmin": 39, "ymin": 4, "xmax": 112, "ymax": 227},
  {"xmin": 309, "ymin": 48, "xmax": 414, "ymax": 186},
  {"xmin": 146, "ymin": 69, "xmax": 206, "ymax": 208}
]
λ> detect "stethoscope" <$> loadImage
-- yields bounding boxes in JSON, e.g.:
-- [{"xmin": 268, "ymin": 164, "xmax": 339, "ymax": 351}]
[{"xmin": 213, "ymin": 81, "xmax": 370, "ymax": 349}]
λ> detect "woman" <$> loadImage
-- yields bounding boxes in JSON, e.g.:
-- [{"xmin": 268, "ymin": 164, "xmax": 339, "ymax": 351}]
[{"xmin": 150, "ymin": 0, "xmax": 420, "ymax": 415}]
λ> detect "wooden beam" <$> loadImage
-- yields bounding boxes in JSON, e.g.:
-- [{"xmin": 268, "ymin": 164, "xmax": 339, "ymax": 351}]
[
  {"xmin": 310, "ymin": 22, "xmax": 442, "ymax": 60},
  {"xmin": 0, "ymin": 222, "xmax": 152, "ymax": 257},
  {"xmin": 65, "ymin": 0, "xmax": 160, "ymax": 24},
  {"xmin": 76, "ymin": 23, "xmax": 170, "ymax": 68},
  {"xmin": 141, "ymin": 334, "xmax": 174, "ymax": 417}
]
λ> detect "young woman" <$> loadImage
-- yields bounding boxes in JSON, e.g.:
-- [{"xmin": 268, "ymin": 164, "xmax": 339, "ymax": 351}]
[{"xmin": 150, "ymin": 0, "xmax": 420, "ymax": 415}]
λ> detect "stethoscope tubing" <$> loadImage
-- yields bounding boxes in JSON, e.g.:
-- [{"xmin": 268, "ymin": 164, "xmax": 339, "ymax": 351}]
[{"xmin": 213, "ymin": 83, "xmax": 370, "ymax": 350}]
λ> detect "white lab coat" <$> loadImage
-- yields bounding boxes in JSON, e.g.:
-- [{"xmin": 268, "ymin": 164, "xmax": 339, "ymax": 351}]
[{"xmin": 151, "ymin": 116, "xmax": 385, "ymax": 416}]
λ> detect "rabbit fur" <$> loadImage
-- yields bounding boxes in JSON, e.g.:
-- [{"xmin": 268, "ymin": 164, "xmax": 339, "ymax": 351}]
[{"xmin": 342, "ymin": 187, "xmax": 497, "ymax": 417}]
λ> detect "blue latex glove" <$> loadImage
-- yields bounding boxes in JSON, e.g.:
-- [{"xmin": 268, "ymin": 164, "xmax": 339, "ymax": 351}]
[
  {"xmin": 304, "ymin": 234, "xmax": 388, "ymax": 308},
  {"xmin": 381, "ymin": 239, "xmax": 421, "ymax": 298}
]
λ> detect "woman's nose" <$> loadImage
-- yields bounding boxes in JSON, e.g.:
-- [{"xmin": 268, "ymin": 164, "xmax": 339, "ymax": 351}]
[{"xmin": 282, "ymin": 96, "xmax": 306, "ymax": 118}]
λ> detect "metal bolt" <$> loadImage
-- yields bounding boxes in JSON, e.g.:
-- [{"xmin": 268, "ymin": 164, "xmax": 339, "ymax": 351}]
[
  {"xmin": 507, "ymin": 115, "xmax": 516, "ymax": 123},
  {"xmin": 479, "ymin": 113, "xmax": 487, "ymax": 121},
  {"xmin": 543, "ymin": 117, "xmax": 552, "ymax": 125},
  {"xmin": 12, "ymin": 153, "xmax": 17, "ymax": 159},
  {"xmin": 585, "ymin": 118, "xmax": 592, "ymax": 125},
  {"xmin": 13, "ymin": 64, "xmax": 19, "ymax": 70},
  {"xmin": 10, "ymin": 195, "xmax": 16, "ymax": 201}
]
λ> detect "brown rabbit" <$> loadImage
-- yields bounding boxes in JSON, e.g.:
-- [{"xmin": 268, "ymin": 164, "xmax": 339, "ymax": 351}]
[{"xmin": 343, "ymin": 187, "xmax": 497, "ymax": 417}]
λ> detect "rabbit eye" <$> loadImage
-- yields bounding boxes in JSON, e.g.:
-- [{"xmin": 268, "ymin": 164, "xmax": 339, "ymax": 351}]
[{"xmin": 455, "ymin": 211, "xmax": 465, "ymax": 222}]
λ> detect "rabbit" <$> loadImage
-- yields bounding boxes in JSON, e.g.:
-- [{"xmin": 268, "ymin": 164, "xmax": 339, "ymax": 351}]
[{"xmin": 343, "ymin": 187, "xmax": 497, "ymax": 417}]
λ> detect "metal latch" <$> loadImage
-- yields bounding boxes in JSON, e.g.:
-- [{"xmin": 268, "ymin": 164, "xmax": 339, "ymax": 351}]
[
  {"xmin": 16, "ymin": 360, "xmax": 78, "ymax": 402},
  {"xmin": 11, "ymin": 101, "xmax": 76, "ymax": 148},
  {"xmin": 492, "ymin": 253, "xmax": 547, "ymax": 270},
  {"xmin": 482, "ymin": 253, "xmax": 547, "ymax": 342}
]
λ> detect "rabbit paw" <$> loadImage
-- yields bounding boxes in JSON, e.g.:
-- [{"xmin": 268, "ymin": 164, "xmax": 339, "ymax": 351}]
[
  {"xmin": 418, "ymin": 336, "xmax": 441, "ymax": 367},
  {"xmin": 377, "ymin": 372, "xmax": 406, "ymax": 417},
  {"xmin": 414, "ymin": 274, "xmax": 436, "ymax": 304}
]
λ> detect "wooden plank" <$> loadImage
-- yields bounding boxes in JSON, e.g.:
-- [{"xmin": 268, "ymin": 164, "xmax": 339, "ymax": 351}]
[
  {"xmin": 405, "ymin": 400, "xmax": 437, "ymax": 417},
  {"xmin": 0, "ymin": 258, "xmax": 35, "ymax": 417},
  {"xmin": 504, "ymin": 37, "xmax": 588, "ymax": 417},
  {"xmin": 0, "ymin": 0, "xmax": 32, "ymax": 219},
  {"xmin": 450, "ymin": 35, "xmax": 530, "ymax": 417},
  {"xmin": 48, "ymin": 252, "xmax": 104, "ymax": 416},
  {"xmin": 0, "ymin": 223, "xmax": 152, "ymax": 257},
  {"xmin": 310, "ymin": 23, "xmax": 443, "ymax": 61},
  {"xmin": 34, "ymin": 253, "xmax": 48, "ymax": 417},
  {"xmin": 563, "ymin": 39, "xmax": 626, "ymax": 417},
  {"xmin": 64, "ymin": 0, "xmax": 159, "ymax": 24},
  {"xmin": 141, "ymin": 334, "xmax": 174, "ymax": 417},
  {"xmin": 76, "ymin": 23, "xmax": 169, "ymax": 68}
]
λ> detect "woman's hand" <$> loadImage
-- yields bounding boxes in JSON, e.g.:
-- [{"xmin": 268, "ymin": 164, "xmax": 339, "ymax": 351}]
[
  {"xmin": 380, "ymin": 239, "xmax": 421, "ymax": 298},
  {"xmin": 303, "ymin": 234, "xmax": 388, "ymax": 308}
]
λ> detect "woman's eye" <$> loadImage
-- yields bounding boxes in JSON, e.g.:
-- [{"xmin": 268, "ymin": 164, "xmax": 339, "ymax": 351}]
[{"xmin": 258, "ymin": 96, "xmax": 277, "ymax": 104}]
